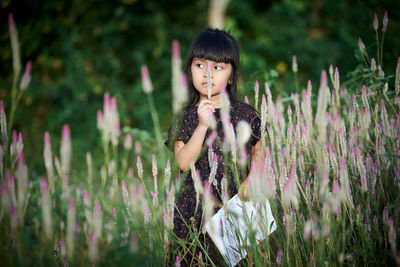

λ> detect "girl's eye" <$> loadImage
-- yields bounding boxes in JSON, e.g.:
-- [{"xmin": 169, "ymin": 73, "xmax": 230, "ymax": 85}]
[
  {"xmin": 215, "ymin": 66, "xmax": 222, "ymax": 70},
  {"xmin": 196, "ymin": 63, "xmax": 204, "ymax": 68}
]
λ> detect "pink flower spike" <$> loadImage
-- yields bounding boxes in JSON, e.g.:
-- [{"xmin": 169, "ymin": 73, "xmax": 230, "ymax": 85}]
[
  {"xmin": 124, "ymin": 134, "xmax": 132, "ymax": 149},
  {"xmin": 44, "ymin": 132, "xmax": 50, "ymax": 146},
  {"xmin": 141, "ymin": 65, "xmax": 153, "ymax": 94},
  {"xmin": 135, "ymin": 141, "xmax": 142, "ymax": 154},
  {"xmin": 322, "ymin": 172, "xmax": 327, "ymax": 181},
  {"xmin": 112, "ymin": 207, "xmax": 116, "ymax": 217},
  {"xmin": 381, "ymin": 100, "xmax": 386, "ymax": 110},
  {"xmin": 20, "ymin": 61, "xmax": 32, "ymax": 90},
  {"xmin": 371, "ymin": 58, "xmax": 376, "ymax": 71},
  {"xmin": 333, "ymin": 180, "xmax": 340, "ymax": 192},
  {"xmin": 94, "ymin": 201, "xmax": 100, "ymax": 213},
  {"xmin": 180, "ymin": 74, "xmax": 187, "ymax": 88},
  {"xmin": 292, "ymin": 55, "xmax": 298, "ymax": 73},
  {"xmin": 97, "ymin": 110, "xmax": 103, "ymax": 121},
  {"xmin": 175, "ymin": 256, "xmax": 181, "ymax": 267},
  {"xmin": 383, "ymin": 10, "xmax": 388, "ymax": 32},
  {"xmin": 320, "ymin": 70, "xmax": 327, "ymax": 88},
  {"xmin": 172, "ymin": 40, "xmax": 179, "ymax": 58},
  {"xmin": 83, "ymin": 190, "xmax": 90, "ymax": 206},
  {"xmin": 373, "ymin": 13, "xmax": 379, "ymax": 31},
  {"xmin": 6, "ymin": 171, "xmax": 14, "ymax": 186},
  {"xmin": 18, "ymin": 132, "xmax": 23, "ymax": 142},
  {"xmin": 111, "ymin": 97, "xmax": 117, "ymax": 111},
  {"xmin": 358, "ymin": 38, "xmax": 366, "ymax": 52},
  {"xmin": 17, "ymin": 153, "xmax": 24, "ymax": 166},
  {"xmin": 122, "ymin": 180, "xmax": 126, "ymax": 190},
  {"xmin": 12, "ymin": 130, "xmax": 17, "ymax": 142},
  {"xmin": 8, "ymin": 13, "xmax": 16, "ymax": 32},
  {"xmin": 244, "ymin": 95, "xmax": 249, "ymax": 104},
  {"xmin": 62, "ymin": 124, "xmax": 70, "ymax": 140},
  {"xmin": 40, "ymin": 179, "xmax": 48, "ymax": 194},
  {"xmin": 265, "ymin": 82, "xmax": 271, "ymax": 95},
  {"xmin": 340, "ymin": 157, "xmax": 346, "ymax": 169},
  {"xmin": 104, "ymin": 92, "xmax": 110, "ymax": 108}
]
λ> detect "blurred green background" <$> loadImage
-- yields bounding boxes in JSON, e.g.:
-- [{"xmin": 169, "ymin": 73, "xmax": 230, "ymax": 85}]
[{"xmin": 0, "ymin": 0, "xmax": 399, "ymax": 173}]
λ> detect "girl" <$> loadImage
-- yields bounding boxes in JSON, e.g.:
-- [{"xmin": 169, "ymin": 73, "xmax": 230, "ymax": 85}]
[{"xmin": 165, "ymin": 28, "xmax": 264, "ymax": 266}]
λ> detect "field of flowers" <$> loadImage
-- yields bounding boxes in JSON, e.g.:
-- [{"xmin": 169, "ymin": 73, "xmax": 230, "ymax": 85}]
[{"xmin": 1, "ymin": 12, "xmax": 399, "ymax": 266}]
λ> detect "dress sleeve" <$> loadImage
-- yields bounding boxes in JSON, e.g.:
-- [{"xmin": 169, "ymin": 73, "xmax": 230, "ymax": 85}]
[
  {"xmin": 249, "ymin": 111, "xmax": 262, "ymax": 147},
  {"xmin": 164, "ymin": 109, "xmax": 192, "ymax": 148}
]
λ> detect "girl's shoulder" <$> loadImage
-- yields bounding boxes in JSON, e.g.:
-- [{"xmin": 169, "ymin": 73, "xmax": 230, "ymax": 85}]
[{"xmin": 182, "ymin": 105, "xmax": 197, "ymax": 116}]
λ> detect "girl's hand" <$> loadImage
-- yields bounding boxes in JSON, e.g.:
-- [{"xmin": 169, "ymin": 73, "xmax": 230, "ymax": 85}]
[
  {"xmin": 238, "ymin": 179, "xmax": 249, "ymax": 201},
  {"xmin": 197, "ymin": 100, "xmax": 215, "ymax": 128}
]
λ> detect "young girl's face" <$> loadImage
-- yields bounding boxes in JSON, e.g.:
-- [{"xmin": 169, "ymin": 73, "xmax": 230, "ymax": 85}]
[{"xmin": 191, "ymin": 58, "xmax": 232, "ymax": 100}]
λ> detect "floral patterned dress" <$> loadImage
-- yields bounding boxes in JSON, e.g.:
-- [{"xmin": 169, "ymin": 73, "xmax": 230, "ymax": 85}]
[{"xmin": 165, "ymin": 100, "xmax": 262, "ymax": 266}]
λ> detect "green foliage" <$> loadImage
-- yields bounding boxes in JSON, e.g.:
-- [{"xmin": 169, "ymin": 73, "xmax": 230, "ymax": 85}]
[{"xmin": 1, "ymin": 1, "xmax": 400, "ymax": 173}]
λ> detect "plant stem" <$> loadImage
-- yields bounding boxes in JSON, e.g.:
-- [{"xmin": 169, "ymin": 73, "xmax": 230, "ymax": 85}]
[{"xmin": 146, "ymin": 93, "xmax": 166, "ymax": 165}]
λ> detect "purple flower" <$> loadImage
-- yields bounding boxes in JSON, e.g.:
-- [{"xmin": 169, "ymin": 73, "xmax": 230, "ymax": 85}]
[
  {"xmin": 382, "ymin": 11, "xmax": 388, "ymax": 32},
  {"xmin": 20, "ymin": 61, "xmax": 31, "ymax": 90},
  {"xmin": 373, "ymin": 13, "xmax": 379, "ymax": 31}
]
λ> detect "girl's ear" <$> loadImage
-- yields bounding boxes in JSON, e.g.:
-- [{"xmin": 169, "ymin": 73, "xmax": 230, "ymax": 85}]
[{"xmin": 228, "ymin": 80, "xmax": 233, "ymax": 85}]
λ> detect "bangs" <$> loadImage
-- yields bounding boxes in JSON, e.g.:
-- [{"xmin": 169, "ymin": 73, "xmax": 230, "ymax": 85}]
[{"xmin": 187, "ymin": 31, "xmax": 238, "ymax": 64}]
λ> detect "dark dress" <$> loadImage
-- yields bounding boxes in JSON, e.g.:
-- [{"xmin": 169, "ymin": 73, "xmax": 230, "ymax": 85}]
[{"xmin": 165, "ymin": 100, "xmax": 262, "ymax": 266}]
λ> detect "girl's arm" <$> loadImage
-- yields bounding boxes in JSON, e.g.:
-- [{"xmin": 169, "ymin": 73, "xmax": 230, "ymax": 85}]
[
  {"xmin": 174, "ymin": 100, "xmax": 215, "ymax": 172},
  {"xmin": 238, "ymin": 139, "xmax": 263, "ymax": 200}
]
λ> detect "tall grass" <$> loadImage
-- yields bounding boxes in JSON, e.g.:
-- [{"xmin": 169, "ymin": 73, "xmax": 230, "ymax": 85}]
[{"xmin": 1, "ymin": 12, "xmax": 399, "ymax": 266}]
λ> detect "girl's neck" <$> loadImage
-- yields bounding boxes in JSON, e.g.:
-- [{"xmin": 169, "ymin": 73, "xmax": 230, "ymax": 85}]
[{"xmin": 198, "ymin": 93, "xmax": 222, "ymax": 108}]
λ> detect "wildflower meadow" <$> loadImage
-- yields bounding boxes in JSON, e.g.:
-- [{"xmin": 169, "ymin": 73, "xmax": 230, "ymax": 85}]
[{"xmin": 1, "ymin": 11, "xmax": 400, "ymax": 267}]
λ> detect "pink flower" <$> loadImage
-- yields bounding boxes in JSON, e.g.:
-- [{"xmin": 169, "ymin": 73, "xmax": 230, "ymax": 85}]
[
  {"xmin": 60, "ymin": 124, "xmax": 71, "ymax": 175},
  {"xmin": 373, "ymin": 13, "xmax": 379, "ymax": 31},
  {"xmin": 172, "ymin": 40, "xmax": 180, "ymax": 59},
  {"xmin": 83, "ymin": 190, "xmax": 90, "ymax": 206},
  {"xmin": 20, "ymin": 61, "xmax": 31, "ymax": 90},
  {"xmin": 382, "ymin": 10, "xmax": 388, "ymax": 32},
  {"xmin": 175, "ymin": 256, "xmax": 181, "ymax": 267},
  {"xmin": 292, "ymin": 55, "xmax": 298, "ymax": 73},
  {"xmin": 124, "ymin": 134, "xmax": 132, "ymax": 150},
  {"xmin": 112, "ymin": 207, "xmax": 116, "ymax": 217},
  {"xmin": 141, "ymin": 65, "xmax": 153, "ymax": 94},
  {"xmin": 0, "ymin": 101, "xmax": 7, "ymax": 143}
]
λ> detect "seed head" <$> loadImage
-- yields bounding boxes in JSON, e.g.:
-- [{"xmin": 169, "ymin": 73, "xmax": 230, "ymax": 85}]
[
  {"xmin": 358, "ymin": 38, "xmax": 366, "ymax": 53},
  {"xmin": 292, "ymin": 55, "xmax": 298, "ymax": 73},
  {"xmin": 373, "ymin": 13, "xmax": 379, "ymax": 31},
  {"xmin": 20, "ymin": 62, "xmax": 31, "ymax": 90},
  {"xmin": 382, "ymin": 11, "xmax": 388, "ymax": 32},
  {"xmin": 141, "ymin": 65, "xmax": 153, "ymax": 94}
]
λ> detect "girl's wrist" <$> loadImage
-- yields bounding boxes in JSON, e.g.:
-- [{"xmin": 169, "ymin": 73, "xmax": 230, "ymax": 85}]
[{"xmin": 196, "ymin": 123, "xmax": 209, "ymax": 132}]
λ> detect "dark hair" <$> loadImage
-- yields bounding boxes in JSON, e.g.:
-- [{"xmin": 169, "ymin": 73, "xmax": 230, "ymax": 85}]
[{"xmin": 184, "ymin": 28, "xmax": 241, "ymax": 107}]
